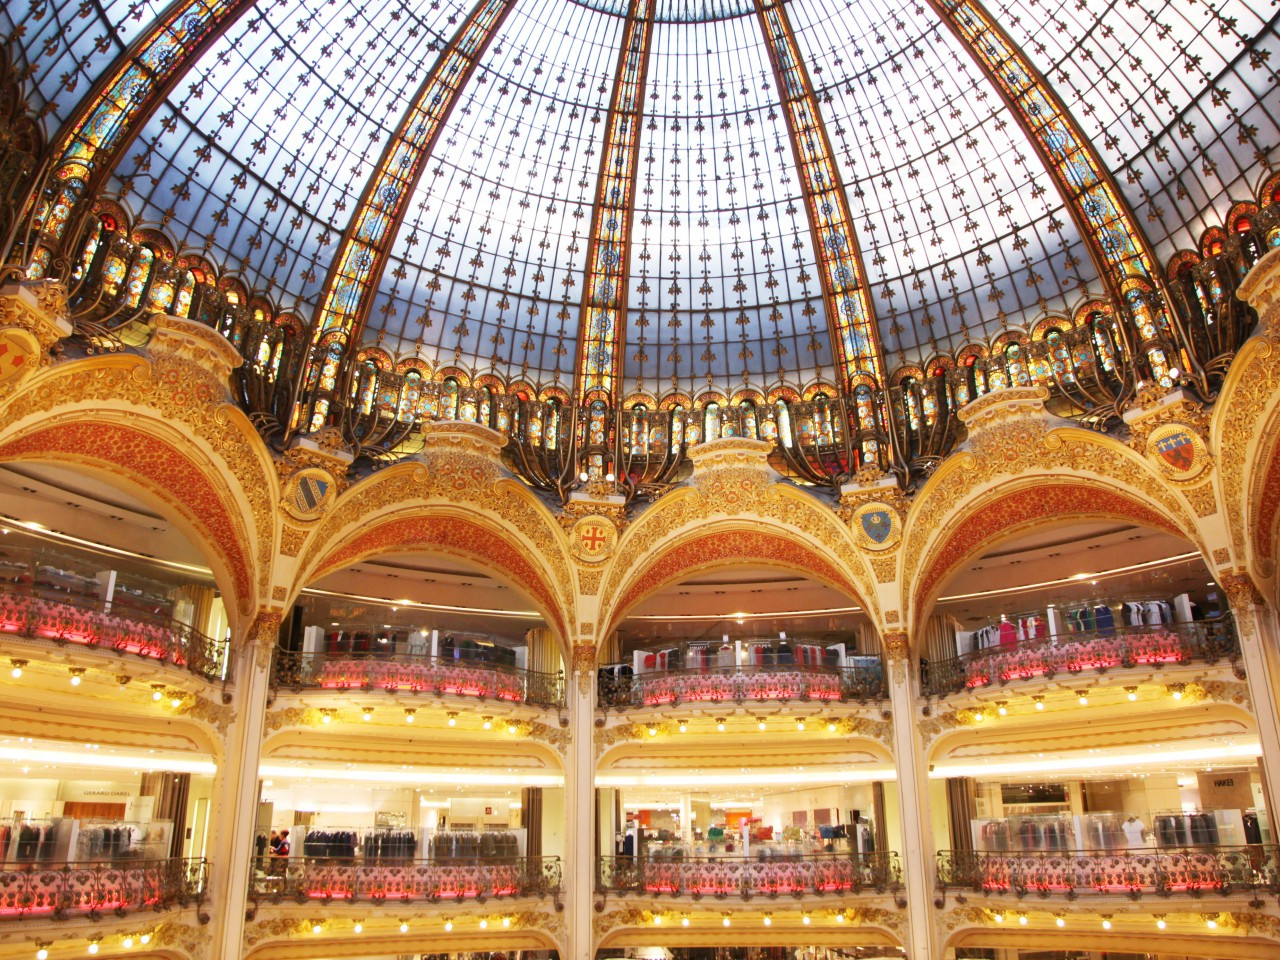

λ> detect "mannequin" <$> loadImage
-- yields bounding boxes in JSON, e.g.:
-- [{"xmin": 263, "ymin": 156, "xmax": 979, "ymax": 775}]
[{"xmin": 1122, "ymin": 815, "xmax": 1147, "ymax": 847}]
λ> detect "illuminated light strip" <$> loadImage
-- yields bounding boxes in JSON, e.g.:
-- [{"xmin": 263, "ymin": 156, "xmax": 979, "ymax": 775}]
[
  {"xmin": 299, "ymin": 586, "xmax": 541, "ymax": 619},
  {"xmin": 39, "ymin": 0, "xmax": 254, "ymax": 247},
  {"xmin": 312, "ymin": 0, "xmax": 515, "ymax": 342},
  {"xmin": 754, "ymin": 0, "xmax": 884, "ymax": 391},
  {"xmin": 596, "ymin": 768, "xmax": 897, "ymax": 788},
  {"xmin": 935, "ymin": 552, "xmax": 1202, "ymax": 603},
  {"xmin": 930, "ymin": 742, "xmax": 1261, "ymax": 780},
  {"xmin": 929, "ymin": 0, "xmax": 1167, "ymax": 310},
  {"xmin": 0, "ymin": 745, "xmax": 216, "ymax": 775},
  {"xmin": 258, "ymin": 764, "xmax": 563, "ymax": 787},
  {"xmin": 575, "ymin": 0, "xmax": 658, "ymax": 403}
]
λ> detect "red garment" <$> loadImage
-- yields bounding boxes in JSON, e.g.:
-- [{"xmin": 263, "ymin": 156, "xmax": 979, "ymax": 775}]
[{"xmin": 998, "ymin": 621, "xmax": 1018, "ymax": 646}]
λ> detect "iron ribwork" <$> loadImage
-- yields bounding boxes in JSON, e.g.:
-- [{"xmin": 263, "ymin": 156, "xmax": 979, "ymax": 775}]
[
  {"xmin": 575, "ymin": 0, "xmax": 658, "ymax": 407},
  {"xmin": 311, "ymin": 0, "xmax": 516, "ymax": 344},
  {"xmin": 25, "ymin": 0, "xmax": 256, "ymax": 274},
  {"xmin": 929, "ymin": 0, "xmax": 1192, "ymax": 394},
  {"xmin": 753, "ymin": 0, "xmax": 885, "ymax": 393}
]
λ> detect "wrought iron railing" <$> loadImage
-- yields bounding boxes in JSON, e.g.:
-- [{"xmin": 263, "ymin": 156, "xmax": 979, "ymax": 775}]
[
  {"xmin": 0, "ymin": 584, "xmax": 230, "ymax": 682},
  {"xmin": 270, "ymin": 647, "xmax": 565, "ymax": 708},
  {"xmin": 597, "ymin": 660, "xmax": 887, "ymax": 710},
  {"xmin": 0, "ymin": 857, "xmax": 207, "ymax": 920},
  {"xmin": 248, "ymin": 855, "xmax": 562, "ymax": 907},
  {"xmin": 598, "ymin": 852, "xmax": 902, "ymax": 899},
  {"xmin": 922, "ymin": 618, "xmax": 1239, "ymax": 700},
  {"xmin": 936, "ymin": 847, "xmax": 1280, "ymax": 900}
]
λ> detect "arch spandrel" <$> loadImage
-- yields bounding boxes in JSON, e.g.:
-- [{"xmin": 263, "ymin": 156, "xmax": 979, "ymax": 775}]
[
  {"xmin": 901, "ymin": 404, "xmax": 1206, "ymax": 634},
  {"xmin": 0, "ymin": 347, "xmax": 279, "ymax": 624},
  {"xmin": 291, "ymin": 456, "xmax": 575, "ymax": 651}
]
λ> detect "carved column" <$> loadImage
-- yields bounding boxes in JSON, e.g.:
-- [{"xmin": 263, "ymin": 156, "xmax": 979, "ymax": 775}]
[
  {"xmin": 1222, "ymin": 573, "xmax": 1280, "ymax": 811},
  {"xmin": 205, "ymin": 609, "xmax": 280, "ymax": 960},
  {"xmin": 565, "ymin": 640, "xmax": 597, "ymax": 958},
  {"xmin": 883, "ymin": 631, "xmax": 943, "ymax": 959}
]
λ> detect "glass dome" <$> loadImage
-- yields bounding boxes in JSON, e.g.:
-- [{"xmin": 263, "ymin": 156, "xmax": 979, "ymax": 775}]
[{"xmin": 6, "ymin": 0, "xmax": 1276, "ymax": 392}]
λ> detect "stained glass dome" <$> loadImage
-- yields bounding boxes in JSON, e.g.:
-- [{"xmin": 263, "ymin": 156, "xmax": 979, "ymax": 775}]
[{"xmin": 5, "ymin": 0, "xmax": 1277, "ymax": 394}]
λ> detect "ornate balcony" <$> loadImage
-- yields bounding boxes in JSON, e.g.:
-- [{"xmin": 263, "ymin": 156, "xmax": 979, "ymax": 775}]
[
  {"xmin": 597, "ymin": 852, "xmax": 902, "ymax": 900},
  {"xmin": 922, "ymin": 618, "xmax": 1240, "ymax": 700},
  {"xmin": 597, "ymin": 659, "xmax": 887, "ymax": 710},
  {"xmin": 0, "ymin": 584, "xmax": 230, "ymax": 683},
  {"xmin": 935, "ymin": 846, "xmax": 1280, "ymax": 901},
  {"xmin": 0, "ymin": 857, "xmax": 207, "ymax": 920},
  {"xmin": 248, "ymin": 855, "xmax": 562, "ymax": 909},
  {"xmin": 270, "ymin": 648, "xmax": 565, "ymax": 709}
]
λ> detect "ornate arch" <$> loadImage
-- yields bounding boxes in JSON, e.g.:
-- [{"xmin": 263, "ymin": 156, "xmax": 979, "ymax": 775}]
[
  {"xmin": 289, "ymin": 434, "xmax": 574, "ymax": 651},
  {"xmin": 902, "ymin": 394, "xmax": 1205, "ymax": 633},
  {"xmin": 0, "ymin": 330, "xmax": 279, "ymax": 622},
  {"xmin": 598, "ymin": 441, "xmax": 879, "ymax": 641}
]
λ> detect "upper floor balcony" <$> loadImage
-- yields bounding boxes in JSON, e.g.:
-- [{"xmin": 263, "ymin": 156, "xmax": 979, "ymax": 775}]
[
  {"xmin": 936, "ymin": 845, "xmax": 1280, "ymax": 903},
  {"xmin": 249, "ymin": 854, "xmax": 562, "ymax": 911},
  {"xmin": 597, "ymin": 851, "xmax": 902, "ymax": 901},
  {"xmin": 0, "ymin": 582, "xmax": 230, "ymax": 684},
  {"xmin": 597, "ymin": 640, "xmax": 886, "ymax": 711},
  {"xmin": 0, "ymin": 856, "xmax": 207, "ymax": 921},
  {"xmin": 270, "ymin": 644, "xmax": 565, "ymax": 710},
  {"xmin": 922, "ymin": 617, "xmax": 1240, "ymax": 702}
]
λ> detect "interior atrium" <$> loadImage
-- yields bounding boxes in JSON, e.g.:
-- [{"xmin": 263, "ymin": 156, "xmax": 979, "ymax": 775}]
[{"xmin": 0, "ymin": 0, "xmax": 1278, "ymax": 956}]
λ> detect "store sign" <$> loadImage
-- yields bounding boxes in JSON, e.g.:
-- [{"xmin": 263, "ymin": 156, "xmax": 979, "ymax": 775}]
[{"xmin": 1197, "ymin": 770, "xmax": 1252, "ymax": 809}]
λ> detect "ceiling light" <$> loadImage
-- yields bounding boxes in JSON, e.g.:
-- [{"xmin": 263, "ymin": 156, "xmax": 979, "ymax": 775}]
[
  {"xmin": 479, "ymin": 918, "xmax": 488, "ymax": 929},
  {"xmin": 653, "ymin": 915, "xmax": 662, "ymax": 926},
  {"xmin": 508, "ymin": 723, "xmax": 519, "ymax": 734},
  {"xmin": 827, "ymin": 720, "xmax": 837, "ymax": 733},
  {"xmin": 678, "ymin": 721, "xmax": 687, "ymax": 733},
  {"xmin": 362, "ymin": 708, "xmax": 373, "ymax": 721},
  {"xmin": 311, "ymin": 921, "xmax": 323, "ymax": 934},
  {"xmin": 1018, "ymin": 913, "xmax": 1027, "ymax": 925},
  {"xmin": 1205, "ymin": 916, "xmax": 1218, "ymax": 929},
  {"xmin": 796, "ymin": 718, "xmax": 805, "ymax": 731},
  {"xmin": 1168, "ymin": 683, "xmax": 1184, "ymax": 700},
  {"xmin": 117, "ymin": 675, "xmax": 131, "ymax": 690},
  {"xmin": 1055, "ymin": 915, "xmax": 1065, "ymax": 928},
  {"xmin": 1101, "ymin": 916, "xmax": 1112, "ymax": 930},
  {"xmin": 320, "ymin": 710, "xmax": 333, "ymax": 724},
  {"xmin": 802, "ymin": 913, "xmax": 810, "ymax": 925},
  {"xmin": 1076, "ymin": 691, "xmax": 1088, "ymax": 706},
  {"xmin": 69, "ymin": 668, "xmax": 85, "ymax": 686},
  {"xmin": 399, "ymin": 921, "xmax": 409, "ymax": 933},
  {"xmin": 1033, "ymin": 696, "xmax": 1045, "ymax": 710},
  {"xmin": 482, "ymin": 716, "xmax": 492, "ymax": 730},
  {"xmin": 722, "ymin": 914, "xmax": 731, "ymax": 927},
  {"xmin": 835, "ymin": 911, "xmax": 845, "ymax": 923},
  {"xmin": 123, "ymin": 936, "xmax": 134, "ymax": 948},
  {"xmin": 444, "ymin": 920, "xmax": 453, "ymax": 932},
  {"xmin": 996, "ymin": 702, "xmax": 1007, "ymax": 716},
  {"xmin": 757, "ymin": 718, "xmax": 766, "ymax": 731},
  {"xmin": 1155, "ymin": 915, "xmax": 1166, "ymax": 930},
  {"xmin": 404, "ymin": 708, "xmax": 416, "ymax": 723},
  {"xmin": 151, "ymin": 684, "xmax": 164, "ymax": 701},
  {"xmin": 647, "ymin": 725, "xmax": 657, "ymax": 737},
  {"xmin": 9, "ymin": 659, "xmax": 25, "ymax": 679},
  {"xmin": 681, "ymin": 914, "xmax": 690, "ymax": 927},
  {"xmin": 447, "ymin": 712, "xmax": 457, "ymax": 726},
  {"xmin": 716, "ymin": 719, "xmax": 725, "ymax": 732},
  {"xmin": 1126, "ymin": 686, "xmax": 1138, "ymax": 701},
  {"xmin": 353, "ymin": 921, "xmax": 364, "ymax": 933},
  {"xmin": 763, "ymin": 914, "xmax": 771, "ymax": 926},
  {"xmin": 36, "ymin": 948, "xmax": 49, "ymax": 960},
  {"xmin": 87, "ymin": 942, "xmax": 100, "ymax": 955},
  {"xmin": 139, "ymin": 935, "xmax": 150, "ymax": 945}
]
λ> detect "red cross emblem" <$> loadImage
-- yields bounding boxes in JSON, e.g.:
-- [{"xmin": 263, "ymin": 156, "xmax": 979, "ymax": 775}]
[
  {"xmin": 581, "ymin": 526, "xmax": 608, "ymax": 551},
  {"xmin": 0, "ymin": 340, "xmax": 28, "ymax": 379}
]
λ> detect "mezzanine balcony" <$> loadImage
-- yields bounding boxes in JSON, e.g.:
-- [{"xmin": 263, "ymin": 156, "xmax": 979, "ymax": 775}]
[
  {"xmin": 269, "ymin": 647, "xmax": 565, "ymax": 709},
  {"xmin": 597, "ymin": 852, "xmax": 902, "ymax": 901},
  {"xmin": 935, "ymin": 846, "xmax": 1280, "ymax": 902},
  {"xmin": 0, "ymin": 857, "xmax": 207, "ymax": 921},
  {"xmin": 0, "ymin": 583, "xmax": 230, "ymax": 683},
  {"xmin": 248, "ymin": 855, "xmax": 563, "ymax": 910},
  {"xmin": 922, "ymin": 618, "xmax": 1240, "ymax": 701}
]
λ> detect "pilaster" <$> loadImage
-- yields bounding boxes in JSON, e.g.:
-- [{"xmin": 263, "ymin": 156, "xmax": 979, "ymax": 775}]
[
  {"xmin": 1221, "ymin": 573, "xmax": 1280, "ymax": 812},
  {"xmin": 883, "ymin": 631, "xmax": 943, "ymax": 960},
  {"xmin": 206, "ymin": 609, "xmax": 279, "ymax": 960},
  {"xmin": 565, "ymin": 640, "xmax": 597, "ymax": 958}
]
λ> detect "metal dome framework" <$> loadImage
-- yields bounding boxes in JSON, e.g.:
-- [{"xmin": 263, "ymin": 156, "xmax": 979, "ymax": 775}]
[{"xmin": 2, "ymin": 0, "xmax": 1278, "ymax": 499}]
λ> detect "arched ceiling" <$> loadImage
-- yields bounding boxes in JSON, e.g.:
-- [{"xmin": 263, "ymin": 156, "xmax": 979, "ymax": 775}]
[{"xmin": 7, "ymin": 0, "xmax": 1276, "ymax": 386}]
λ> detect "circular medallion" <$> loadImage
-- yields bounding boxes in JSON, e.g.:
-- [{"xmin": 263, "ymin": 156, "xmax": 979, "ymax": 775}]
[
  {"xmin": 1145, "ymin": 422, "xmax": 1210, "ymax": 482},
  {"xmin": 849, "ymin": 500, "xmax": 901, "ymax": 551},
  {"xmin": 570, "ymin": 515, "xmax": 618, "ymax": 564},
  {"xmin": 281, "ymin": 466, "xmax": 337, "ymax": 522},
  {"xmin": 0, "ymin": 329, "xmax": 40, "ymax": 393}
]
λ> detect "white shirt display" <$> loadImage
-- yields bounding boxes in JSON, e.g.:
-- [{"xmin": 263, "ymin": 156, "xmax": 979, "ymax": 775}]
[{"xmin": 1122, "ymin": 818, "xmax": 1147, "ymax": 847}]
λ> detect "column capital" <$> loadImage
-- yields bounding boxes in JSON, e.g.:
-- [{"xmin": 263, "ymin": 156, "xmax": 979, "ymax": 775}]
[
  {"xmin": 881, "ymin": 630, "xmax": 910, "ymax": 660},
  {"xmin": 571, "ymin": 641, "xmax": 596, "ymax": 696},
  {"xmin": 249, "ymin": 608, "xmax": 285, "ymax": 672},
  {"xmin": 1221, "ymin": 570, "xmax": 1265, "ymax": 610}
]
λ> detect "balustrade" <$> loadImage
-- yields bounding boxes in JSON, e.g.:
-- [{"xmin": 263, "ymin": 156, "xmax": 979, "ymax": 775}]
[
  {"xmin": 0, "ymin": 857, "xmax": 206, "ymax": 920},
  {"xmin": 248, "ymin": 855, "xmax": 561, "ymax": 907},
  {"xmin": 936, "ymin": 846, "xmax": 1280, "ymax": 900},
  {"xmin": 923, "ymin": 618, "xmax": 1238, "ymax": 700},
  {"xmin": 271, "ymin": 647, "xmax": 565, "ymax": 709},
  {"xmin": 0, "ymin": 583, "xmax": 230, "ymax": 682},
  {"xmin": 597, "ymin": 659, "xmax": 886, "ymax": 710},
  {"xmin": 597, "ymin": 852, "xmax": 901, "ymax": 899}
]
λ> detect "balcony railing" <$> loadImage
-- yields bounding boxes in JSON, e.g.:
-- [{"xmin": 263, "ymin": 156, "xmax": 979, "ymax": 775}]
[
  {"xmin": 598, "ymin": 660, "xmax": 887, "ymax": 710},
  {"xmin": 0, "ymin": 857, "xmax": 207, "ymax": 920},
  {"xmin": 270, "ymin": 648, "xmax": 565, "ymax": 708},
  {"xmin": 597, "ymin": 852, "xmax": 901, "ymax": 899},
  {"xmin": 936, "ymin": 847, "xmax": 1280, "ymax": 900},
  {"xmin": 0, "ymin": 584, "xmax": 230, "ymax": 682},
  {"xmin": 248, "ymin": 855, "xmax": 562, "ymax": 907},
  {"xmin": 923, "ymin": 618, "xmax": 1239, "ymax": 700}
]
